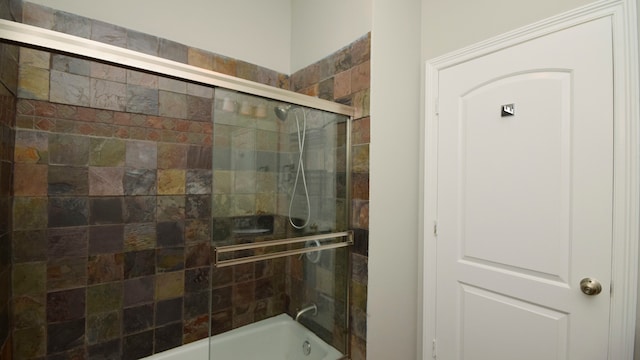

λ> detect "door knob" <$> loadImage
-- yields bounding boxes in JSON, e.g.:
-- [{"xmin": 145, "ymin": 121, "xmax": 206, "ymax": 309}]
[{"xmin": 580, "ymin": 278, "xmax": 602, "ymax": 296}]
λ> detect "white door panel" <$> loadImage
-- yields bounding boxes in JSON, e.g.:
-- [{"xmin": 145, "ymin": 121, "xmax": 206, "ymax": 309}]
[{"xmin": 436, "ymin": 16, "xmax": 613, "ymax": 360}]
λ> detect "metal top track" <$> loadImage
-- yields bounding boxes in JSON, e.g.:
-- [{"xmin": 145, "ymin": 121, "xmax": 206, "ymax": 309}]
[{"xmin": 0, "ymin": 19, "xmax": 354, "ymax": 117}]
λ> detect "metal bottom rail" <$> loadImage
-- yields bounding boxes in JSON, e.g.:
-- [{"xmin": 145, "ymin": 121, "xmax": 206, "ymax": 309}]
[{"xmin": 214, "ymin": 230, "xmax": 353, "ymax": 267}]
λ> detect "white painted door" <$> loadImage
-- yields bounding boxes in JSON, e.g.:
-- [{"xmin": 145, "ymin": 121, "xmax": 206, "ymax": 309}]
[{"xmin": 435, "ymin": 17, "xmax": 613, "ymax": 360}]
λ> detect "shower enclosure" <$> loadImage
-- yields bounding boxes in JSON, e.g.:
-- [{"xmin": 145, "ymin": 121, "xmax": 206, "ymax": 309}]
[{"xmin": 1, "ymin": 17, "xmax": 353, "ymax": 360}]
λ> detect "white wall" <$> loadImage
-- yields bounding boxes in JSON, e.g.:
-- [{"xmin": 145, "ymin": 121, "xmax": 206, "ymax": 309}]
[
  {"xmin": 290, "ymin": 0, "xmax": 372, "ymax": 72},
  {"xmin": 26, "ymin": 0, "xmax": 292, "ymax": 73},
  {"xmin": 422, "ymin": 0, "xmax": 596, "ymax": 59},
  {"xmin": 366, "ymin": 0, "xmax": 422, "ymax": 358}
]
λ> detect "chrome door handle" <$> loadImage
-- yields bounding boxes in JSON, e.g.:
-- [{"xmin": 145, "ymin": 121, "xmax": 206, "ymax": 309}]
[{"xmin": 580, "ymin": 278, "xmax": 602, "ymax": 296}]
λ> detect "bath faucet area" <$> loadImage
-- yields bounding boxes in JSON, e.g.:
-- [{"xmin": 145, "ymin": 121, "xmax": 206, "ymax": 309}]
[{"xmin": 295, "ymin": 303, "xmax": 318, "ymax": 321}]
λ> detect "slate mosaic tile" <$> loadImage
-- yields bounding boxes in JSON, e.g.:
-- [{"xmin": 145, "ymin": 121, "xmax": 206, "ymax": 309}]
[
  {"xmin": 46, "ymin": 288, "xmax": 85, "ymax": 323},
  {"xmin": 49, "ymin": 133, "xmax": 90, "ymax": 166},
  {"xmin": 184, "ymin": 266, "xmax": 209, "ymax": 293},
  {"xmin": 187, "ymin": 48, "xmax": 213, "ymax": 71},
  {"xmin": 318, "ymin": 78, "xmax": 334, "ymax": 101},
  {"xmin": 50, "ymin": 70, "xmax": 91, "ymax": 107},
  {"xmin": 48, "ymin": 197, "xmax": 89, "ymax": 228},
  {"xmin": 154, "ymin": 322, "xmax": 182, "ymax": 353},
  {"xmin": 53, "ymin": 10, "xmax": 90, "ymax": 38},
  {"xmin": 155, "ymin": 297, "xmax": 182, "ymax": 326},
  {"xmin": 157, "ymin": 79, "xmax": 185, "ymax": 96},
  {"xmin": 184, "ymin": 290, "xmax": 208, "ymax": 318},
  {"xmin": 47, "ymin": 317, "xmax": 85, "ymax": 354},
  {"xmin": 122, "ymin": 303, "xmax": 153, "ymax": 334},
  {"xmin": 48, "ymin": 166, "xmax": 89, "ymax": 195},
  {"xmin": 13, "ymin": 325, "xmax": 46, "ymax": 358},
  {"xmin": 126, "ymin": 70, "xmax": 158, "ymax": 89},
  {"xmin": 86, "ymin": 311, "xmax": 120, "ymax": 345},
  {"xmin": 155, "ymin": 271, "xmax": 184, "ymax": 300},
  {"xmin": 47, "ymin": 227, "xmax": 88, "ymax": 259},
  {"xmin": 183, "ymin": 314, "xmax": 208, "ymax": 344},
  {"xmin": 123, "ymin": 169, "xmax": 157, "ymax": 195},
  {"xmin": 159, "ymin": 91, "xmax": 187, "ymax": 119},
  {"xmin": 127, "ymin": 29, "xmax": 158, "ymax": 56},
  {"xmin": 186, "ymin": 169, "xmax": 212, "ymax": 195},
  {"xmin": 187, "ymin": 145, "xmax": 212, "ymax": 170},
  {"xmin": 89, "ymin": 167, "xmax": 124, "ymax": 196},
  {"xmin": 86, "ymin": 282, "xmax": 122, "ymax": 315},
  {"xmin": 210, "ymin": 286, "xmax": 231, "ymax": 310},
  {"xmin": 122, "ymin": 330, "xmax": 153, "ymax": 360},
  {"xmin": 123, "ymin": 250, "xmax": 155, "ymax": 279},
  {"xmin": 13, "ymin": 163, "xmax": 47, "ymax": 196},
  {"xmin": 159, "ymin": 38, "xmax": 188, "ymax": 64},
  {"xmin": 51, "ymin": 54, "xmax": 91, "ymax": 77},
  {"xmin": 186, "ymin": 95, "xmax": 212, "ymax": 122},
  {"xmin": 157, "ymin": 196, "xmax": 186, "ymax": 221},
  {"xmin": 210, "ymin": 309, "xmax": 232, "ymax": 336},
  {"xmin": 91, "ymin": 20, "xmax": 127, "ymax": 48},
  {"xmin": 88, "ymin": 138, "xmax": 124, "ymax": 167},
  {"xmin": 12, "ymin": 230, "xmax": 47, "ymax": 262},
  {"xmin": 88, "ymin": 253, "xmax": 124, "ymax": 284},
  {"xmin": 14, "ymin": 130, "xmax": 48, "ymax": 164},
  {"xmin": 185, "ymin": 219, "xmax": 211, "ymax": 244},
  {"xmin": 126, "ymin": 84, "xmax": 158, "ymax": 115},
  {"xmin": 89, "ymin": 225, "xmax": 124, "ymax": 255},
  {"xmin": 185, "ymin": 243, "xmax": 210, "ymax": 269},
  {"xmin": 156, "ymin": 247, "xmax": 184, "ymax": 272},
  {"xmin": 91, "ymin": 78, "xmax": 127, "ymax": 111},
  {"xmin": 123, "ymin": 196, "xmax": 156, "ymax": 223},
  {"xmin": 156, "ymin": 221, "xmax": 185, "ymax": 247},
  {"xmin": 124, "ymin": 223, "xmax": 156, "ymax": 251},
  {"xmin": 122, "ymin": 276, "xmax": 154, "ymax": 309},
  {"xmin": 88, "ymin": 338, "xmax": 121, "ymax": 360},
  {"xmin": 18, "ymin": 65, "xmax": 50, "ymax": 101},
  {"xmin": 91, "ymin": 62, "xmax": 126, "ymax": 83},
  {"xmin": 90, "ymin": 197, "xmax": 124, "ymax": 225},
  {"xmin": 157, "ymin": 143, "xmax": 187, "ymax": 169},
  {"xmin": 47, "ymin": 257, "xmax": 87, "ymax": 291},
  {"xmin": 187, "ymin": 83, "xmax": 213, "ymax": 99},
  {"xmin": 157, "ymin": 169, "xmax": 186, "ymax": 194},
  {"xmin": 22, "ymin": 1, "xmax": 54, "ymax": 28},
  {"xmin": 185, "ymin": 195, "xmax": 211, "ymax": 219},
  {"xmin": 12, "ymin": 262, "xmax": 46, "ymax": 295},
  {"xmin": 12, "ymin": 294, "xmax": 46, "ymax": 329},
  {"xmin": 125, "ymin": 141, "xmax": 157, "ymax": 169}
]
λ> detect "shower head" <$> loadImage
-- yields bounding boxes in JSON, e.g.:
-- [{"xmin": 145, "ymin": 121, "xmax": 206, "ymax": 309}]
[{"xmin": 274, "ymin": 104, "xmax": 299, "ymax": 121}]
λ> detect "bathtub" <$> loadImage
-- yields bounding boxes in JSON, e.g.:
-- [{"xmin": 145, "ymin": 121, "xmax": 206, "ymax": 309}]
[{"xmin": 143, "ymin": 314, "xmax": 345, "ymax": 360}]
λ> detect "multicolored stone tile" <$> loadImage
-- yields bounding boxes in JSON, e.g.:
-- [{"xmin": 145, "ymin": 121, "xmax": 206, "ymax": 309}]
[
  {"xmin": 88, "ymin": 253, "xmax": 124, "ymax": 284},
  {"xmin": 123, "ymin": 169, "xmax": 157, "ymax": 195},
  {"xmin": 13, "ymin": 163, "xmax": 47, "ymax": 195},
  {"xmin": 46, "ymin": 288, "xmax": 85, "ymax": 322},
  {"xmin": 48, "ymin": 197, "xmax": 89, "ymax": 228},
  {"xmin": 13, "ymin": 325, "xmax": 46, "ymax": 358},
  {"xmin": 155, "ymin": 297, "xmax": 182, "ymax": 326},
  {"xmin": 12, "ymin": 294, "xmax": 46, "ymax": 329},
  {"xmin": 48, "ymin": 165, "xmax": 89, "ymax": 195},
  {"xmin": 18, "ymin": 65, "xmax": 49, "ymax": 100},
  {"xmin": 49, "ymin": 133, "xmax": 90, "ymax": 166},
  {"xmin": 47, "ymin": 257, "xmax": 87, "ymax": 291},
  {"xmin": 13, "ymin": 197, "xmax": 47, "ymax": 230},
  {"xmin": 13, "ymin": 262, "xmax": 46, "ymax": 295},
  {"xmin": 12, "ymin": 230, "xmax": 47, "ymax": 262},
  {"xmin": 122, "ymin": 330, "xmax": 153, "ymax": 360},
  {"xmin": 86, "ymin": 310, "xmax": 121, "ymax": 345},
  {"xmin": 89, "ymin": 225, "xmax": 124, "ymax": 255},
  {"xmin": 86, "ymin": 282, "xmax": 122, "ymax": 315},
  {"xmin": 50, "ymin": 70, "xmax": 91, "ymax": 107},
  {"xmin": 157, "ymin": 169, "xmax": 186, "ymax": 195},
  {"xmin": 154, "ymin": 271, "xmax": 184, "ymax": 300},
  {"xmin": 47, "ymin": 227, "xmax": 88, "ymax": 259},
  {"xmin": 125, "ymin": 140, "xmax": 156, "ymax": 169},
  {"xmin": 89, "ymin": 167, "xmax": 125, "ymax": 196},
  {"xmin": 124, "ymin": 223, "xmax": 156, "ymax": 251}
]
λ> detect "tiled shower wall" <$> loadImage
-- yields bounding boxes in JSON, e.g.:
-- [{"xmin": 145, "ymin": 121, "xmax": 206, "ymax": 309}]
[
  {"xmin": 0, "ymin": 1, "xmax": 21, "ymax": 358},
  {"xmin": 290, "ymin": 33, "xmax": 370, "ymax": 360},
  {"xmin": 7, "ymin": 1, "xmax": 370, "ymax": 359}
]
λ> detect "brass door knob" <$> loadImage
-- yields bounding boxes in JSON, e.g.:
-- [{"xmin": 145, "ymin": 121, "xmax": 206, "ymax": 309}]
[{"xmin": 580, "ymin": 278, "xmax": 602, "ymax": 296}]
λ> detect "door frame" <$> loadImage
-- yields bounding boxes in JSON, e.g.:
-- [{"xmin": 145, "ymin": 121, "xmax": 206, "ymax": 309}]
[{"xmin": 421, "ymin": 1, "xmax": 640, "ymax": 359}]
